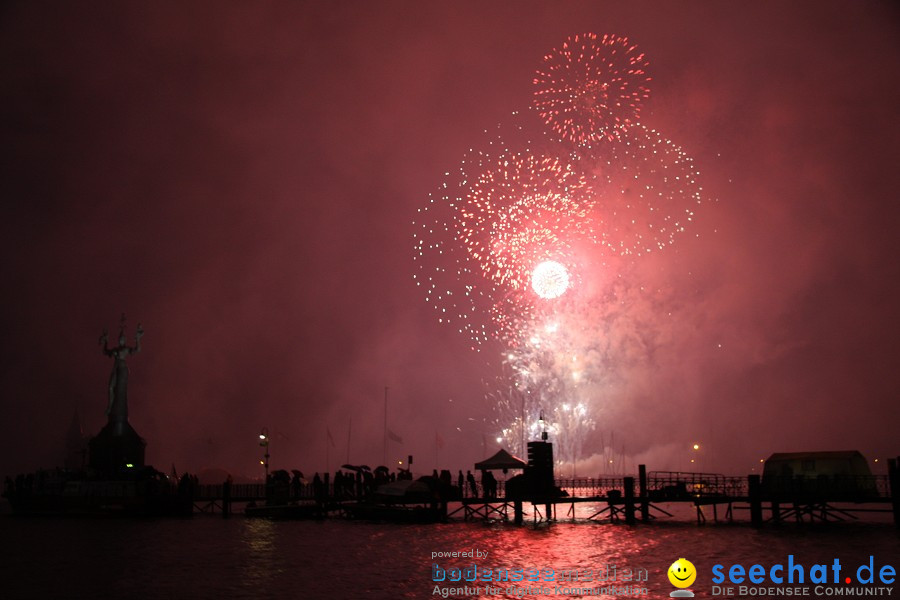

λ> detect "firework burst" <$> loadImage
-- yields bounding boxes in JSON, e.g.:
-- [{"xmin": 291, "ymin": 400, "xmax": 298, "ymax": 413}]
[
  {"xmin": 413, "ymin": 115, "xmax": 595, "ymax": 348},
  {"xmin": 493, "ymin": 310, "xmax": 596, "ymax": 464},
  {"xmin": 578, "ymin": 125, "xmax": 703, "ymax": 257},
  {"xmin": 531, "ymin": 260, "xmax": 570, "ymax": 299},
  {"xmin": 458, "ymin": 152, "xmax": 595, "ymax": 291},
  {"xmin": 412, "ymin": 185, "xmax": 497, "ymax": 350},
  {"xmin": 416, "ymin": 33, "xmax": 709, "ymax": 466},
  {"xmin": 533, "ymin": 33, "xmax": 651, "ymax": 145},
  {"xmin": 492, "ymin": 276, "xmax": 682, "ymax": 468}
]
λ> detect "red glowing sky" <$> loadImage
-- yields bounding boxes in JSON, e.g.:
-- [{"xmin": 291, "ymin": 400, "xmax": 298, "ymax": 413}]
[{"xmin": 1, "ymin": 2, "xmax": 898, "ymax": 479}]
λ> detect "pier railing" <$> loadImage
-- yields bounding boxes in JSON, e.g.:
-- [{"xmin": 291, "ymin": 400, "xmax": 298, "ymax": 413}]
[
  {"xmin": 193, "ymin": 473, "xmax": 891, "ymax": 503},
  {"xmin": 553, "ymin": 477, "xmax": 629, "ymax": 498},
  {"xmin": 648, "ymin": 471, "xmax": 748, "ymax": 498}
]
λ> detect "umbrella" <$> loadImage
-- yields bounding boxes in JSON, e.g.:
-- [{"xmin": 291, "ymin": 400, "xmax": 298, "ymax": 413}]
[
  {"xmin": 375, "ymin": 479, "xmax": 431, "ymax": 498},
  {"xmin": 342, "ymin": 464, "xmax": 370, "ymax": 472}
]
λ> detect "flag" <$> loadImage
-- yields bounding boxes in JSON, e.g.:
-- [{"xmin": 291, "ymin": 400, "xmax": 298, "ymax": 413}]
[
  {"xmin": 326, "ymin": 426, "xmax": 336, "ymax": 447},
  {"xmin": 435, "ymin": 432, "xmax": 445, "ymax": 449},
  {"xmin": 387, "ymin": 428, "xmax": 403, "ymax": 444}
]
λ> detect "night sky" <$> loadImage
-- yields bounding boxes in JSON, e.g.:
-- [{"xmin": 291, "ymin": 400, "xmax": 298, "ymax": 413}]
[{"xmin": 1, "ymin": 1, "xmax": 898, "ymax": 481}]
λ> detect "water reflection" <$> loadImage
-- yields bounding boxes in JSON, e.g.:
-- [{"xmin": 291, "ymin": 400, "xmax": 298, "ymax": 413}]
[
  {"xmin": 4, "ymin": 513, "xmax": 896, "ymax": 600},
  {"xmin": 425, "ymin": 522, "xmax": 660, "ymax": 598},
  {"xmin": 240, "ymin": 518, "xmax": 285, "ymax": 592}
]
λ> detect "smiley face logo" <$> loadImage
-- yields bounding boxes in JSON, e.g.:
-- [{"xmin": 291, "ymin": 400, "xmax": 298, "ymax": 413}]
[{"xmin": 668, "ymin": 558, "xmax": 696, "ymax": 588}]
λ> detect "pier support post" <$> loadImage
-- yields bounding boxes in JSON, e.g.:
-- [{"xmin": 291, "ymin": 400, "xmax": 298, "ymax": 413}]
[
  {"xmin": 638, "ymin": 465, "xmax": 649, "ymax": 522},
  {"xmin": 749, "ymin": 475, "xmax": 762, "ymax": 527},
  {"xmin": 889, "ymin": 458, "xmax": 899, "ymax": 529},
  {"xmin": 514, "ymin": 500, "xmax": 523, "ymax": 525},
  {"xmin": 222, "ymin": 480, "xmax": 231, "ymax": 519},
  {"xmin": 624, "ymin": 477, "xmax": 636, "ymax": 525}
]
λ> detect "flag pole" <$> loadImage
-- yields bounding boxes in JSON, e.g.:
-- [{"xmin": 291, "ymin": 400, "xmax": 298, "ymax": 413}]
[
  {"xmin": 383, "ymin": 386, "xmax": 388, "ymax": 466},
  {"xmin": 521, "ymin": 392, "xmax": 525, "ymax": 458},
  {"xmin": 433, "ymin": 396, "xmax": 438, "ymax": 470},
  {"xmin": 346, "ymin": 418, "xmax": 352, "ymax": 465}
]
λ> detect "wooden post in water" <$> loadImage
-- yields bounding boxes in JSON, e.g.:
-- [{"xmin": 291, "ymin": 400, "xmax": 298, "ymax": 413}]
[
  {"xmin": 222, "ymin": 479, "xmax": 231, "ymax": 519},
  {"xmin": 638, "ymin": 465, "xmax": 649, "ymax": 522},
  {"xmin": 624, "ymin": 476, "xmax": 636, "ymax": 525},
  {"xmin": 748, "ymin": 474, "xmax": 762, "ymax": 527},
  {"xmin": 514, "ymin": 500, "xmax": 523, "ymax": 525},
  {"xmin": 889, "ymin": 457, "xmax": 899, "ymax": 529}
]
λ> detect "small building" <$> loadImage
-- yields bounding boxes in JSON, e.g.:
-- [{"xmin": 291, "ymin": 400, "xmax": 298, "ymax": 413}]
[{"xmin": 762, "ymin": 450, "xmax": 877, "ymax": 499}]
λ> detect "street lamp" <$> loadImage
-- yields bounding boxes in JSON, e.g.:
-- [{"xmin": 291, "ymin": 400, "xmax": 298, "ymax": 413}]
[{"xmin": 259, "ymin": 427, "xmax": 270, "ymax": 480}]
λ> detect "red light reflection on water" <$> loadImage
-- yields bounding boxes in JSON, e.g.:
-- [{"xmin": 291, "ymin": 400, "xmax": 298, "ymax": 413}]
[
  {"xmin": 231, "ymin": 514, "xmax": 899, "ymax": 600},
  {"xmin": 427, "ymin": 519, "xmax": 662, "ymax": 599}
]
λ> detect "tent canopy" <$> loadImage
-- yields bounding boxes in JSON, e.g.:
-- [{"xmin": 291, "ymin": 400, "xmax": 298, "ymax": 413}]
[{"xmin": 475, "ymin": 448, "xmax": 528, "ymax": 471}]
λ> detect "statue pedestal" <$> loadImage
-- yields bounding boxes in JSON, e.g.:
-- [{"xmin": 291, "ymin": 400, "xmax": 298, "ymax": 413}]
[{"xmin": 88, "ymin": 420, "xmax": 146, "ymax": 474}]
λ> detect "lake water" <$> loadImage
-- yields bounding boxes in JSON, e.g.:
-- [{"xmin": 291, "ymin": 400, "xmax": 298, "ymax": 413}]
[{"xmin": 1, "ymin": 503, "xmax": 897, "ymax": 599}]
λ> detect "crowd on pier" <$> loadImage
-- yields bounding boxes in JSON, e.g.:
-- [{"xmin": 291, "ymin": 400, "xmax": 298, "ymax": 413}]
[{"xmin": 254, "ymin": 467, "xmax": 504, "ymax": 503}]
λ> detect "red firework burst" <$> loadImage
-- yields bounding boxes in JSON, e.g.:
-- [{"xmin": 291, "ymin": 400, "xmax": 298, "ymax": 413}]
[
  {"xmin": 457, "ymin": 153, "xmax": 594, "ymax": 291},
  {"xmin": 533, "ymin": 33, "xmax": 651, "ymax": 145}
]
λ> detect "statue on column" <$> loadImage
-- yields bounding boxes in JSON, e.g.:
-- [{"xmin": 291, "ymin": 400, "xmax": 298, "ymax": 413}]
[{"xmin": 99, "ymin": 314, "xmax": 143, "ymax": 422}]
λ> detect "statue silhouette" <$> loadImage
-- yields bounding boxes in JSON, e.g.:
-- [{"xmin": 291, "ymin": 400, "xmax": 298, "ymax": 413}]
[
  {"xmin": 99, "ymin": 315, "xmax": 143, "ymax": 424},
  {"xmin": 90, "ymin": 314, "xmax": 147, "ymax": 472}
]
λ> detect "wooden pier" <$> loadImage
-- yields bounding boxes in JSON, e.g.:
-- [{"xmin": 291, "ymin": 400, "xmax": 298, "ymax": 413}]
[{"xmin": 190, "ymin": 457, "xmax": 900, "ymax": 527}]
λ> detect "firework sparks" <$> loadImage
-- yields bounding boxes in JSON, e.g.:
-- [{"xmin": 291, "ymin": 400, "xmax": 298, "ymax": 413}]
[
  {"xmin": 533, "ymin": 33, "xmax": 651, "ymax": 145},
  {"xmin": 531, "ymin": 260, "xmax": 570, "ymax": 299},
  {"xmin": 458, "ymin": 152, "xmax": 594, "ymax": 291},
  {"xmin": 412, "ymin": 185, "xmax": 497, "ymax": 350},
  {"xmin": 492, "ymin": 313, "xmax": 596, "ymax": 465},
  {"xmin": 579, "ymin": 125, "xmax": 703, "ymax": 257},
  {"xmin": 491, "ymin": 277, "xmax": 682, "ymax": 469},
  {"xmin": 416, "ymin": 33, "xmax": 707, "ymax": 464},
  {"xmin": 413, "ymin": 116, "xmax": 595, "ymax": 348}
]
